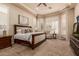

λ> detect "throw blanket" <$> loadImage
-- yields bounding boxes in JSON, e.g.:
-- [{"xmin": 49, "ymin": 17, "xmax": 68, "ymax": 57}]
[{"xmin": 13, "ymin": 32, "xmax": 44, "ymax": 43}]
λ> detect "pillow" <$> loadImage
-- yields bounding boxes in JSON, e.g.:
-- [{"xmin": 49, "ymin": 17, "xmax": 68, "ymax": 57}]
[
  {"xmin": 17, "ymin": 29, "xmax": 22, "ymax": 33},
  {"xmin": 28, "ymin": 28, "xmax": 33, "ymax": 32},
  {"xmin": 25, "ymin": 29, "xmax": 28, "ymax": 33},
  {"xmin": 24, "ymin": 28, "xmax": 32, "ymax": 33},
  {"xmin": 17, "ymin": 29, "xmax": 25, "ymax": 34},
  {"xmin": 21, "ymin": 28, "xmax": 26, "ymax": 33},
  {"xmin": 29, "ymin": 28, "xmax": 33, "ymax": 32},
  {"xmin": 17, "ymin": 28, "xmax": 33, "ymax": 34}
]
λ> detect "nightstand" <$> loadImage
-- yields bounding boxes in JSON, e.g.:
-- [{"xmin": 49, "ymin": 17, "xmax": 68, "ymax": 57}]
[{"xmin": 0, "ymin": 35, "xmax": 12, "ymax": 49}]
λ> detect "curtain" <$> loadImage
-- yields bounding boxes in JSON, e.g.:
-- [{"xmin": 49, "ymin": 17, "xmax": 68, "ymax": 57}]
[{"xmin": 45, "ymin": 16, "xmax": 59, "ymax": 34}]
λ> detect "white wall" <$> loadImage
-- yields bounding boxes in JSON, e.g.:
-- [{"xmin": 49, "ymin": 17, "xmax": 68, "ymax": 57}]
[
  {"xmin": 7, "ymin": 4, "xmax": 36, "ymax": 35},
  {"xmin": 0, "ymin": 4, "xmax": 36, "ymax": 35},
  {"xmin": 65, "ymin": 9, "xmax": 74, "ymax": 39}
]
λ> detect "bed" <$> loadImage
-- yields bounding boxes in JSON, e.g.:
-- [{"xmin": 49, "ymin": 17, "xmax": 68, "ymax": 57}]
[{"xmin": 13, "ymin": 25, "xmax": 46, "ymax": 49}]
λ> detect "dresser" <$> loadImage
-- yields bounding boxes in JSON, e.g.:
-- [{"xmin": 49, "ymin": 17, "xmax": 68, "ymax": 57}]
[
  {"xmin": 70, "ymin": 16, "xmax": 79, "ymax": 55},
  {"xmin": 70, "ymin": 35, "xmax": 79, "ymax": 55},
  {"xmin": 0, "ymin": 35, "xmax": 12, "ymax": 49}
]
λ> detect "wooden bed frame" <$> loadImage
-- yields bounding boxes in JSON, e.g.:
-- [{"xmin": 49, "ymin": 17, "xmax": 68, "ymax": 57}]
[{"xmin": 14, "ymin": 25, "xmax": 46, "ymax": 49}]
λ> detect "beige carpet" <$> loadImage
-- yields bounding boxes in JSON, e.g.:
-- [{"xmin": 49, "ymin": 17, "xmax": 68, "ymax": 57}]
[{"xmin": 0, "ymin": 39, "xmax": 75, "ymax": 56}]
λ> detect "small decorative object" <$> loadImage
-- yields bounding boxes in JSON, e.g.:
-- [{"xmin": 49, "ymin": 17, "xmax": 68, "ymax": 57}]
[
  {"xmin": 0, "ymin": 25, "xmax": 7, "ymax": 36},
  {"xmin": 53, "ymin": 31, "xmax": 57, "ymax": 39},
  {"xmin": 3, "ymin": 25, "xmax": 7, "ymax": 36},
  {"xmin": 3, "ymin": 30, "xmax": 6, "ymax": 36},
  {"xmin": 76, "ymin": 16, "xmax": 79, "ymax": 23},
  {"xmin": 18, "ymin": 15, "xmax": 29, "ymax": 25}
]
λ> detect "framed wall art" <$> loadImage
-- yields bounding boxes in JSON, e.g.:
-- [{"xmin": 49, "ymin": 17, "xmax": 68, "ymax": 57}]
[{"xmin": 18, "ymin": 15, "xmax": 29, "ymax": 25}]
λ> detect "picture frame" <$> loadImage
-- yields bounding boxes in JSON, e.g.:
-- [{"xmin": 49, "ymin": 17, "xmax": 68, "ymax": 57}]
[{"xmin": 18, "ymin": 15, "xmax": 29, "ymax": 25}]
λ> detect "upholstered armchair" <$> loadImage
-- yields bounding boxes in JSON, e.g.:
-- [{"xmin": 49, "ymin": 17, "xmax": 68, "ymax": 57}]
[{"xmin": 45, "ymin": 30, "xmax": 53, "ymax": 39}]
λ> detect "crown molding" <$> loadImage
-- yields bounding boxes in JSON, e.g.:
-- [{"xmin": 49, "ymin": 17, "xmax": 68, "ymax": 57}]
[
  {"xmin": 8, "ymin": 3, "xmax": 77, "ymax": 18},
  {"xmin": 9, "ymin": 3, "xmax": 36, "ymax": 17},
  {"xmin": 36, "ymin": 3, "xmax": 76, "ymax": 18}
]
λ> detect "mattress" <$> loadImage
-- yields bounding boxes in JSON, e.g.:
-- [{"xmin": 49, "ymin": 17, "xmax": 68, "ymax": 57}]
[{"xmin": 13, "ymin": 32, "xmax": 45, "ymax": 44}]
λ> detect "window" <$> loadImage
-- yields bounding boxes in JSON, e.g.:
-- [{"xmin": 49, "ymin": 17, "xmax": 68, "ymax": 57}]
[
  {"xmin": 0, "ymin": 4, "xmax": 9, "ymax": 25},
  {"xmin": 45, "ymin": 16, "xmax": 59, "ymax": 34},
  {"xmin": 52, "ymin": 20, "xmax": 59, "ymax": 34},
  {"xmin": 0, "ymin": 4, "xmax": 9, "ymax": 32},
  {"xmin": 0, "ymin": 7, "xmax": 8, "ymax": 14}
]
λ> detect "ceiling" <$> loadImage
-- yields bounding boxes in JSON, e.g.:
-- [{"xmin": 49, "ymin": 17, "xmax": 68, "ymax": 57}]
[
  {"xmin": 13, "ymin": 3, "xmax": 76, "ymax": 15},
  {"xmin": 23, "ymin": 3, "xmax": 69, "ymax": 15}
]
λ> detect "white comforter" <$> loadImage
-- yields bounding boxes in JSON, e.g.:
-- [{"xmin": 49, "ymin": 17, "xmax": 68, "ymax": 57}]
[{"xmin": 13, "ymin": 32, "xmax": 44, "ymax": 43}]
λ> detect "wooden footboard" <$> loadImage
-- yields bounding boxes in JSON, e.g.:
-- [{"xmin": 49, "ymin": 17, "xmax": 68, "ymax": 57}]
[
  {"xmin": 14, "ymin": 33, "xmax": 46, "ymax": 49},
  {"xmin": 31, "ymin": 33, "xmax": 46, "ymax": 49}
]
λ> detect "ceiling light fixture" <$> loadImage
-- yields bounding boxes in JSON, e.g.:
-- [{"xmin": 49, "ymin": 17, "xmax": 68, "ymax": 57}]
[{"xmin": 35, "ymin": 3, "xmax": 52, "ymax": 10}]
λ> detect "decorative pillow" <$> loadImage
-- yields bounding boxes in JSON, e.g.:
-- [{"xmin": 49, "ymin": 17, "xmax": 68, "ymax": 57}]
[
  {"xmin": 17, "ymin": 27, "xmax": 33, "ymax": 34},
  {"xmin": 30, "ymin": 28, "xmax": 33, "ymax": 32},
  {"xmin": 25, "ymin": 29, "xmax": 28, "ymax": 33},
  {"xmin": 24, "ymin": 28, "xmax": 32, "ymax": 33},
  {"xmin": 17, "ymin": 29, "xmax": 22, "ymax": 33},
  {"xmin": 28, "ymin": 28, "xmax": 33, "ymax": 32},
  {"xmin": 21, "ymin": 28, "xmax": 26, "ymax": 33}
]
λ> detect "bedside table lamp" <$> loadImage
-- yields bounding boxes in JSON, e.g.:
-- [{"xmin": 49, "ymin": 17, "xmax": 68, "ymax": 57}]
[
  {"xmin": 3, "ymin": 25, "xmax": 7, "ymax": 36},
  {"xmin": 52, "ymin": 24, "xmax": 57, "ymax": 39}
]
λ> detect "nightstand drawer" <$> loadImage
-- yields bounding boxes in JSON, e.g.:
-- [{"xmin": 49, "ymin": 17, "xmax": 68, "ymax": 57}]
[{"xmin": 0, "ymin": 36, "xmax": 12, "ymax": 49}]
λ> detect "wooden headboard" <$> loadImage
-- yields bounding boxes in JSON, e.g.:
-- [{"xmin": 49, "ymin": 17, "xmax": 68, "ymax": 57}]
[{"xmin": 14, "ymin": 24, "xmax": 32, "ymax": 34}]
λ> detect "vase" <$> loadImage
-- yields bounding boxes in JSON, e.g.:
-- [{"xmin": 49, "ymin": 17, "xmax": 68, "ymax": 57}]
[{"xmin": 3, "ymin": 30, "xmax": 6, "ymax": 36}]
